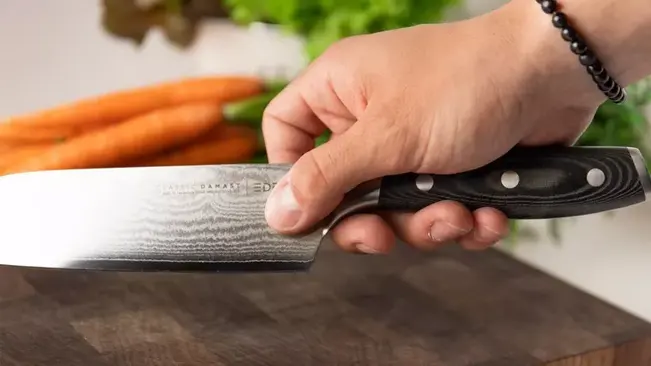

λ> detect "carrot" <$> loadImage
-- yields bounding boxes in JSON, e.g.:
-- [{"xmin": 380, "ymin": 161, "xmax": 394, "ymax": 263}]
[
  {"xmin": 131, "ymin": 124, "xmax": 258, "ymax": 167},
  {"xmin": 0, "ymin": 126, "xmax": 77, "ymax": 144},
  {"xmin": 3, "ymin": 102, "xmax": 224, "ymax": 174},
  {"xmin": 0, "ymin": 76, "xmax": 264, "ymax": 144},
  {"xmin": 0, "ymin": 143, "xmax": 17, "ymax": 155},
  {"xmin": 0, "ymin": 144, "xmax": 55, "ymax": 172}
]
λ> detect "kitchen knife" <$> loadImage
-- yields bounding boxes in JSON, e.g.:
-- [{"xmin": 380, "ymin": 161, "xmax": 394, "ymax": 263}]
[{"xmin": 0, "ymin": 145, "xmax": 648, "ymax": 273}]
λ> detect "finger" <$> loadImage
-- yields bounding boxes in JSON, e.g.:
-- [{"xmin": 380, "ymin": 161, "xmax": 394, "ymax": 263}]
[
  {"xmin": 328, "ymin": 214, "xmax": 396, "ymax": 254},
  {"xmin": 458, "ymin": 207, "xmax": 510, "ymax": 250},
  {"xmin": 265, "ymin": 119, "xmax": 398, "ymax": 234},
  {"xmin": 262, "ymin": 62, "xmax": 360, "ymax": 164},
  {"xmin": 262, "ymin": 77, "xmax": 326, "ymax": 164},
  {"xmin": 383, "ymin": 200, "xmax": 474, "ymax": 251}
]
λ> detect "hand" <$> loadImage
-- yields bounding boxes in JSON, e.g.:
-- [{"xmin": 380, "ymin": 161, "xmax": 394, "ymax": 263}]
[{"xmin": 261, "ymin": 0, "xmax": 605, "ymax": 254}]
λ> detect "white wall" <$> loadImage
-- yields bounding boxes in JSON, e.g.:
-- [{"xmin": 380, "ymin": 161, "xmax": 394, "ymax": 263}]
[
  {"xmin": 1, "ymin": 1, "xmax": 192, "ymax": 117},
  {"xmin": 0, "ymin": 0, "xmax": 306, "ymax": 118},
  {"xmin": 2, "ymin": 0, "xmax": 651, "ymax": 322}
]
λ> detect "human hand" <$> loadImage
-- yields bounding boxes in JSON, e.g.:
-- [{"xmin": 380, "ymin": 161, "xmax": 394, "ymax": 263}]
[{"xmin": 261, "ymin": 0, "xmax": 607, "ymax": 254}]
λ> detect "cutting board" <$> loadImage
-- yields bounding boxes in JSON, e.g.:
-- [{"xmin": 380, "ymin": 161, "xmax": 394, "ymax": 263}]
[{"xmin": 1, "ymin": 243, "xmax": 650, "ymax": 366}]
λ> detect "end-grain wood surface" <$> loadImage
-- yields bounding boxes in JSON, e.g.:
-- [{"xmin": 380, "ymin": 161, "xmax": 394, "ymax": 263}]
[{"xmin": 1, "ymin": 243, "xmax": 650, "ymax": 366}]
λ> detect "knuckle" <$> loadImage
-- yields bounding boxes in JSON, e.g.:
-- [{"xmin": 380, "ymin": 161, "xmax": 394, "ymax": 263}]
[
  {"xmin": 261, "ymin": 107, "xmax": 275, "ymax": 132},
  {"xmin": 374, "ymin": 124, "xmax": 420, "ymax": 173},
  {"xmin": 319, "ymin": 35, "xmax": 365, "ymax": 66},
  {"xmin": 261, "ymin": 95, "xmax": 285, "ymax": 132},
  {"xmin": 307, "ymin": 151, "xmax": 335, "ymax": 192},
  {"xmin": 292, "ymin": 150, "xmax": 336, "ymax": 204},
  {"xmin": 324, "ymin": 36, "xmax": 356, "ymax": 55}
]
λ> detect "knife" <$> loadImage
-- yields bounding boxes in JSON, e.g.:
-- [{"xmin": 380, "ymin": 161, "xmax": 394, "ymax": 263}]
[{"xmin": 0, "ymin": 145, "xmax": 648, "ymax": 273}]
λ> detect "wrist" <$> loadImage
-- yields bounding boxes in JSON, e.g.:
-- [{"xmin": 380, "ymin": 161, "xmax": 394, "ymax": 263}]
[
  {"xmin": 542, "ymin": 0, "xmax": 651, "ymax": 86},
  {"xmin": 492, "ymin": 0, "xmax": 651, "ymax": 109}
]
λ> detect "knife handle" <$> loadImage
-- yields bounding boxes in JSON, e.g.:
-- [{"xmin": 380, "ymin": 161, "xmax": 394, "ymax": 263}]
[{"xmin": 377, "ymin": 146, "xmax": 651, "ymax": 219}]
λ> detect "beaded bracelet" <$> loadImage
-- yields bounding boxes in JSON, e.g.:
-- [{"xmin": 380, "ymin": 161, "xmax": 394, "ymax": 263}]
[{"xmin": 535, "ymin": 0, "xmax": 627, "ymax": 104}]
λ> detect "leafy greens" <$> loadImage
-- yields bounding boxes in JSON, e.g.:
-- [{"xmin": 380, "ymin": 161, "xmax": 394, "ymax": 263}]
[{"xmin": 223, "ymin": 0, "xmax": 462, "ymax": 60}]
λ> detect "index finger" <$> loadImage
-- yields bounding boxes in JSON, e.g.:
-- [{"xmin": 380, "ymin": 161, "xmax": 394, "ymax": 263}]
[{"xmin": 262, "ymin": 77, "xmax": 327, "ymax": 164}]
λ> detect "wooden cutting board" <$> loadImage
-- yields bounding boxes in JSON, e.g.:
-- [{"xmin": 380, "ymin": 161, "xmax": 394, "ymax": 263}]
[{"xmin": 1, "ymin": 242, "xmax": 650, "ymax": 366}]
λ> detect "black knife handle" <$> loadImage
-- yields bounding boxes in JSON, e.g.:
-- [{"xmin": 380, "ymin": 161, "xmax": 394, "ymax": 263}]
[{"xmin": 377, "ymin": 146, "xmax": 650, "ymax": 219}]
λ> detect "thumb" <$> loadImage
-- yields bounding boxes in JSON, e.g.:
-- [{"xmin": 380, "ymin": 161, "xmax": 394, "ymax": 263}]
[{"xmin": 264, "ymin": 123, "xmax": 394, "ymax": 234}]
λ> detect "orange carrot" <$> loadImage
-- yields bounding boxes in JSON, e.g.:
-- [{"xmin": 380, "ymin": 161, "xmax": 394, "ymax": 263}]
[
  {"xmin": 0, "ymin": 76, "xmax": 264, "ymax": 143},
  {"xmin": 0, "ymin": 144, "xmax": 55, "ymax": 172},
  {"xmin": 0, "ymin": 143, "xmax": 17, "ymax": 155},
  {"xmin": 3, "ymin": 102, "xmax": 224, "ymax": 174},
  {"xmin": 131, "ymin": 124, "xmax": 258, "ymax": 167},
  {"xmin": 0, "ymin": 127, "xmax": 78, "ymax": 145}
]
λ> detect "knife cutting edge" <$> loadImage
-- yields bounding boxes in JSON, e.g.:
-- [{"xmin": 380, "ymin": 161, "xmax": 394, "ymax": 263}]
[{"xmin": 0, "ymin": 145, "xmax": 649, "ymax": 272}]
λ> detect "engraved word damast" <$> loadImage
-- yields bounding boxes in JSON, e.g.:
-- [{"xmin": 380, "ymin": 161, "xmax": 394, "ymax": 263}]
[{"xmin": 159, "ymin": 180, "xmax": 278, "ymax": 196}]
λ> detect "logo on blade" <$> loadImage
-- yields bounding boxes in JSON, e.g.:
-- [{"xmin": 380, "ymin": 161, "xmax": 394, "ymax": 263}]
[{"xmin": 251, "ymin": 181, "xmax": 277, "ymax": 193}]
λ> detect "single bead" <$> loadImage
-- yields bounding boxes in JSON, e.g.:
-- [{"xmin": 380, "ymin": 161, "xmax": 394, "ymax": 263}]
[
  {"xmin": 606, "ymin": 85, "xmax": 621, "ymax": 98},
  {"xmin": 611, "ymin": 90, "xmax": 624, "ymax": 103},
  {"xmin": 541, "ymin": 0, "xmax": 557, "ymax": 13},
  {"xmin": 591, "ymin": 70, "xmax": 609, "ymax": 84},
  {"xmin": 552, "ymin": 12, "xmax": 568, "ymax": 28},
  {"xmin": 612, "ymin": 89, "xmax": 624, "ymax": 102},
  {"xmin": 561, "ymin": 27, "xmax": 577, "ymax": 42},
  {"xmin": 579, "ymin": 51, "xmax": 596, "ymax": 66},
  {"xmin": 587, "ymin": 61, "xmax": 604, "ymax": 75},
  {"xmin": 614, "ymin": 89, "xmax": 627, "ymax": 103},
  {"xmin": 570, "ymin": 40, "xmax": 587, "ymax": 54},
  {"xmin": 598, "ymin": 78, "xmax": 616, "ymax": 92},
  {"xmin": 604, "ymin": 79, "xmax": 616, "ymax": 91}
]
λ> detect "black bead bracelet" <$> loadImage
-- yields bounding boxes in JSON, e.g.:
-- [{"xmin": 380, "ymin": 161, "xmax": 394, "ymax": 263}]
[{"xmin": 535, "ymin": 0, "xmax": 627, "ymax": 104}]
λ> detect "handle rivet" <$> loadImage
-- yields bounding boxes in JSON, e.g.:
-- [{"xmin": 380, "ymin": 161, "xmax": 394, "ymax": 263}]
[
  {"xmin": 415, "ymin": 175, "xmax": 434, "ymax": 192},
  {"xmin": 587, "ymin": 168, "xmax": 605, "ymax": 187},
  {"xmin": 501, "ymin": 171, "xmax": 519, "ymax": 189}
]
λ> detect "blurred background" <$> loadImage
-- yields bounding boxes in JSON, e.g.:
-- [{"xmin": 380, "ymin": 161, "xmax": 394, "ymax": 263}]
[{"xmin": 1, "ymin": 0, "xmax": 650, "ymax": 321}]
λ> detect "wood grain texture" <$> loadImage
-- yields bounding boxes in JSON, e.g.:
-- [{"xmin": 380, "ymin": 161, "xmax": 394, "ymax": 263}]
[
  {"xmin": 379, "ymin": 146, "xmax": 649, "ymax": 219},
  {"xmin": 1, "ymin": 242, "xmax": 650, "ymax": 365}
]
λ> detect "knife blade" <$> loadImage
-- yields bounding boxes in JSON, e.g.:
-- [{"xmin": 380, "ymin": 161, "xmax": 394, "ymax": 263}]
[{"xmin": 0, "ymin": 145, "xmax": 648, "ymax": 273}]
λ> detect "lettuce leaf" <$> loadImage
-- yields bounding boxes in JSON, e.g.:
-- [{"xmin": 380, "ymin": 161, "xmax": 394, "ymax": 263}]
[{"xmin": 223, "ymin": 0, "xmax": 461, "ymax": 59}]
